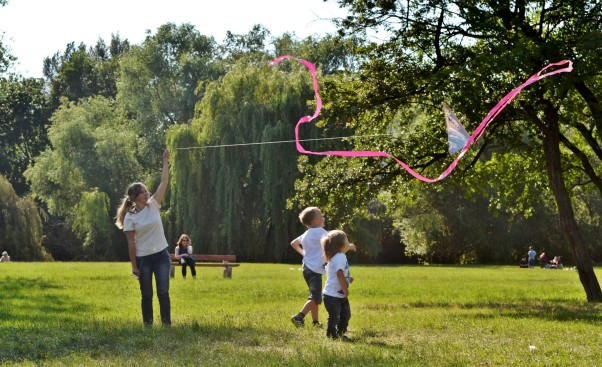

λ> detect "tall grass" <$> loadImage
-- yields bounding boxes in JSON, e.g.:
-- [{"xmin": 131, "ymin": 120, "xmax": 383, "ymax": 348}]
[{"xmin": 0, "ymin": 262, "xmax": 600, "ymax": 366}]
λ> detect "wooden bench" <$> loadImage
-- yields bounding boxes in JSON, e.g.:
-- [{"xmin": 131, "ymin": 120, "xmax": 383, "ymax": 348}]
[{"xmin": 170, "ymin": 254, "xmax": 240, "ymax": 278}]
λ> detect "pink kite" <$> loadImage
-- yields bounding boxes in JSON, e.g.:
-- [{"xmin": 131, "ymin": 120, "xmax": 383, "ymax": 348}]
[{"xmin": 269, "ymin": 56, "xmax": 573, "ymax": 183}]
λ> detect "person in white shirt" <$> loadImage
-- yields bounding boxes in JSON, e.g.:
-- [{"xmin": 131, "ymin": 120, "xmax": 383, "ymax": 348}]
[
  {"xmin": 0, "ymin": 251, "xmax": 10, "ymax": 262},
  {"xmin": 289, "ymin": 207, "xmax": 327, "ymax": 327},
  {"xmin": 322, "ymin": 230, "xmax": 355, "ymax": 339},
  {"xmin": 115, "ymin": 149, "xmax": 171, "ymax": 326}
]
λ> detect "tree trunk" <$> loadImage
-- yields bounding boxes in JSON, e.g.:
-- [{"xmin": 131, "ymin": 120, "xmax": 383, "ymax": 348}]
[{"xmin": 541, "ymin": 108, "xmax": 602, "ymax": 302}]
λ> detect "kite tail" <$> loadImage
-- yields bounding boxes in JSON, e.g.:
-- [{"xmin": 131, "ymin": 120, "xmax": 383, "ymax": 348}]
[{"xmin": 270, "ymin": 57, "xmax": 573, "ymax": 183}]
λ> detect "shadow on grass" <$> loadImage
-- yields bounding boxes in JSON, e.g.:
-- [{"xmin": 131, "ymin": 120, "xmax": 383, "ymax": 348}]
[
  {"xmin": 0, "ymin": 276, "xmax": 92, "ymax": 324},
  {"xmin": 0, "ymin": 276, "xmax": 306, "ymax": 364},
  {"xmin": 0, "ymin": 320, "xmax": 301, "ymax": 364},
  {"xmin": 365, "ymin": 299, "xmax": 602, "ymax": 323}
]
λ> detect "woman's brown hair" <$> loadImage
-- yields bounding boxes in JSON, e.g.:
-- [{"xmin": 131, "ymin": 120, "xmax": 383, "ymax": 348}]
[
  {"xmin": 114, "ymin": 182, "xmax": 147, "ymax": 229},
  {"xmin": 176, "ymin": 234, "xmax": 192, "ymax": 248}
]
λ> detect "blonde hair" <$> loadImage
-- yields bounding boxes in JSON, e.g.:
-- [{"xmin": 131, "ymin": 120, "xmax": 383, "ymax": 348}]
[
  {"xmin": 115, "ymin": 182, "xmax": 148, "ymax": 229},
  {"xmin": 177, "ymin": 234, "xmax": 192, "ymax": 248},
  {"xmin": 299, "ymin": 207, "xmax": 321, "ymax": 227},
  {"xmin": 322, "ymin": 230, "xmax": 348, "ymax": 262}
]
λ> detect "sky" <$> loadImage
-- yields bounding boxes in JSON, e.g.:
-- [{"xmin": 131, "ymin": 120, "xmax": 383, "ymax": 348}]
[{"xmin": 0, "ymin": 0, "xmax": 348, "ymax": 78}]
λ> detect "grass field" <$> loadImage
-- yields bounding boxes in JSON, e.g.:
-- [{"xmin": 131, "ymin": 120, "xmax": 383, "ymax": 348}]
[{"xmin": 1, "ymin": 262, "xmax": 601, "ymax": 366}]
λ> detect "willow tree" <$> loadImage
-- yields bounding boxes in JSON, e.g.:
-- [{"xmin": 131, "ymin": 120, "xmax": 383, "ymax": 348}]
[
  {"xmin": 72, "ymin": 189, "xmax": 113, "ymax": 260},
  {"xmin": 168, "ymin": 58, "xmax": 317, "ymax": 261},
  {"xmin": 0, "ymin": 175, "xmax": 48, "ymax": 261}
]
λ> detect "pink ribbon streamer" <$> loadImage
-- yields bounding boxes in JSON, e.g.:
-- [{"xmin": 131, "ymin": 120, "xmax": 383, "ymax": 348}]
[{"xmin": 270, "ymin": 56, "xmax": 573, "ymax": 183}]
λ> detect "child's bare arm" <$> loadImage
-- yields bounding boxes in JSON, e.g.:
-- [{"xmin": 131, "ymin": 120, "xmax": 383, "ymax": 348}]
[
  {"xmin": 343, "ymin": 243, "xmax": 356, "ymax": 253},
  {"xmin": 336, "ymin": 269, "xmax": 349, "ymax": 297},
  {"xmin": 290, "ymin": 239, "xmax": 304, "ymax": 256}
]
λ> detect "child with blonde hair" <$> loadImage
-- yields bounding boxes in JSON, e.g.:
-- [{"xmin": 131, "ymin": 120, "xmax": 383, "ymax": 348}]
[
  {"xmin": 290, "ymin": 207, "xmax": 327, "ymax": 327},
  {"xmin": 322, "ymin": 230, "xmax": 355, "ymax": 339}
]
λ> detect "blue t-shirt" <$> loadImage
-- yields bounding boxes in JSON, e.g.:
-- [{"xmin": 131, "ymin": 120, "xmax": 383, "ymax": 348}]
[{"xmin": 528, "ymin": 249, "xmax": 536, "ymax": 260}]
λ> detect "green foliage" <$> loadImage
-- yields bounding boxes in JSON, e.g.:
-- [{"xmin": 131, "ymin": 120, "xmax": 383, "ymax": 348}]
[
  {"xmin": 14, "ymin": 25, "xmax": 364, "ymax": 262},
  {"xmin": 0, "ymin": 174, "xmax": 49, "ymax": 261},
  {"xmin": 6, "ymin": 13, "xmax": 600, "ymax": 269},
  {"xmin": 0, "ymin": 75, "xmax": 50, "ymax": 195},
  {"xmin": 167, "ymin": 58, "xmax": 314, "ymax": 261},
  {"xmin": 24, "ymin": 96, "xmax": 142, "ymax": 257},
  {"xmin": 43, "ymin": 36, "xmax": 129, "ymax": 107},
  {"xmin": 273, "ymin": 33, "xmax": 362, "ymax": 75},
  {"xmin": 293, "ymin": 0, "xmax": 602, "ymax": 270},
  {"xmin": 0, "ymin": 0, "xmax": 15, "ymax": 73},
  {"xmin": 222, "ymin": 24, "xmax": 271, "ymax": 59},
  {"xmin": 72, "ymin": 189, "xmax": 113, "ymax": 260},
  {"xmin": 117, "ymin": 23, "xmax": 223, "ymax": 162},
  {"xmin": 1, "ymin": 263, "xmax": 601, "ymax": 365},
  {"xmin": 26, "ymin": 96, "xmax": 142, "ymax": 212}
]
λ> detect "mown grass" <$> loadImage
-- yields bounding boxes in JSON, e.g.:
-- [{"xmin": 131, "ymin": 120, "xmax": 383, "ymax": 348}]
[{"xmin": 0, "ymin": 262, "xmax": 601, "ymax": 366}]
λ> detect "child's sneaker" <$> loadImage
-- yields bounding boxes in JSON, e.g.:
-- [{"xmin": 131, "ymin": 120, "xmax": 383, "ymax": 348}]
[
  {"xmin": 312, "ymin": 320, "xmax": 322, "ymax": 328},
  {"xmin": 290, "ymin": 314, "xmax": 304, "ymax": 327},
  {"xmin": 339, "ymin": 335, "xmax": 353, "ymax": 342}
]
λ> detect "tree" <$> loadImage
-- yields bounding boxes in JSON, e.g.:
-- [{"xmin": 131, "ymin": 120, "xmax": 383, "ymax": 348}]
[
  {"xmin": 222, "ymin": 24, "xmax": 271, "ymax": 59},
  {"xmin": 273, "ymin": 32, "xmax": 362, "ymax": 75},
  {"xmin": 0, "ymin": 174, "xmax": 49, "ymax": 261},
  {"xmin": 163, "ymin": 31, "xmax": 362, "ymax": 260},
  {"xmin": 72, "ymin": 189, "xmax": 113, "ymax": 260},
  {"xmin": 117, "ymin": 23, "xmax": 223, "ymax": 162},
  {"xmin": 167, "ymin": 58, "xmax": 316, "ymax": 261},
  {"xmin": 0, "ymin": 0, "xmax": 16, "ymax": 73},
  {"xmin": 319, "ymin": 0, "xmax": 602, "ymax": 300},
  {"xmin": 0, "ymin": 75, "xmax": 50, "ymax": 195},
  {"xmin": 43, "ymin": 35, "xmax": 129, "ymax": 108},
  {"xmin": 24, "ymin": 96, "xmax": 142, "ymax": 258}
]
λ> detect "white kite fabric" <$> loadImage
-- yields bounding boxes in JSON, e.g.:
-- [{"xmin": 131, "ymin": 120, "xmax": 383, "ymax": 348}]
[
  {"xmin": 443, "ymin": 103, "xmax": 470, "ymax": 155},
  {"xmin": 270, "ymin": 56, "xmax": 574, "ymax": 183}
]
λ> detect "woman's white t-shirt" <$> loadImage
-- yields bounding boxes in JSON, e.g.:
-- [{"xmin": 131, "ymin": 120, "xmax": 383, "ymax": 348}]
[
  {"xmin": 295, "ymin": 227, "xmax": 327, "ymax": 274},
  {"xmin": 123, "ymin": 197, "xmax": 169, "ymax": 257},
  {"xmin": 323, "ymin": 252, "xmax": 350, "ymax": 298}
]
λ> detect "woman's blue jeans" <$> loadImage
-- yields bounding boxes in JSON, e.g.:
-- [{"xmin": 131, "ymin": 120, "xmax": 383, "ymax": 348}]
[{"xmin": 136, "ymin": 248, "xmax": 171, "ymax": 326}]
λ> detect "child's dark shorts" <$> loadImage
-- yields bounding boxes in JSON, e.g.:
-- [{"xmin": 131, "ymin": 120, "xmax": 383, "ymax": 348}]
[{"xmin": 302, "ymin": 265, "xmax": 323, "ymax": 305}]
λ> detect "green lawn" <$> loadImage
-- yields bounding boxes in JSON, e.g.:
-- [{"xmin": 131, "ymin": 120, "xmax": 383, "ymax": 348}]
[{"xmin": 1, "ymin": 262, "xmax": 600, "ymax": 366}]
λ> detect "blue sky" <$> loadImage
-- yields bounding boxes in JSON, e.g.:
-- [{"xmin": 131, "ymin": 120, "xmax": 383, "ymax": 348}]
[{"xmin": 0, "ymin": 0, "xmax": 347, "ymax": 77}]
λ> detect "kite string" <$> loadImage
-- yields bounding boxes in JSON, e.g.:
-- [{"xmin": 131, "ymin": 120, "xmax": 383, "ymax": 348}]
[
  {"xmin": 174, "ymin": 134, "xmax": 394, "ymax": 150},
  {"xmin": 270, "ymin": 56, "xmax": 573, "ymax": 183}
]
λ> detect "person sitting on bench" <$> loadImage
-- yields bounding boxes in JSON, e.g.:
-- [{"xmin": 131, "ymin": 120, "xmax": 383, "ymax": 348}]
[{"xmin": 175, "ymin": 234, "xmax": 196, "ymax": 279}]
